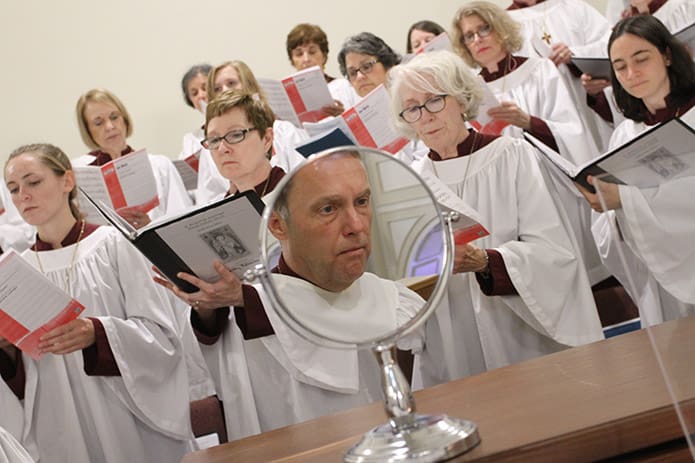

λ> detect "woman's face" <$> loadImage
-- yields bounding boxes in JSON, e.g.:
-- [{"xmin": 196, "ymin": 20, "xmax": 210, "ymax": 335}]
[
  {"xmin": 610, "ymin": 33, "xmax": 671, "ymax": 106},
  {"xmin": 410, "ymin": 29, "xmax": 437, "ymax": 54},
  {"xmin": 213, "ymin": 65, "xmax": 244, "ymax": 96},
  {"xmin": 187, "ymin": 73, "xmax": 208, "ymax": 112},
  {"xmin": 459, "ymin": 14, "xmax": 505, "ymax": 68},
  {"xmin": 206, "ymin": 107, "xmax": 272, "ymax": 185},
  {"xmin": 399, "ymin": 82, "xmax": 469, "ymax": 155},
  {"xmin": 83, "ymin": 100, "xmax": 128, "ymax": 154},
  {"xmin": 344, "ymin": 52, "xmax": 388, "ymax": 98},
  {"xmin": 291, "ymin": 42, "xmax": 327, "ymax": 71},
  {"xmin": 5, "ymin": 152, "xmax": 74, "ymax": 227}
]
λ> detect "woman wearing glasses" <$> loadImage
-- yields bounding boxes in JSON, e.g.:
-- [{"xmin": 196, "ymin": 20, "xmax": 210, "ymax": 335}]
[
  {"xmin": 388, "ymin": 50, "xmax": 602, "ymax": 388},
  {"xmin": 74, "ymin": 89, "xmax": 192, "ymax": 229},
  {"xmin": 453, "ymin": 1, "xmax": 612, "ymax": 294},
  {"xmin": 579, "ymin": 16, "xmax": 695, "ymax": 326},
  {"xmin": 193, "ymin": 60, "xmax": 306, "ymax": 205}
]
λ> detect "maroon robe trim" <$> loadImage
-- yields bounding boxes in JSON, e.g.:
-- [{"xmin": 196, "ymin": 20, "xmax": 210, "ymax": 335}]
[
  {"xmin": 87, "ymin": 146, "xmax": 135, "ymax": 166},
  {"xmin": 629, "ymin": 0, "xmax": 667, "ymax": 16},
  {"xmin": 508, "ymin": 0, "xmax": 546, "ymax": 10},
  {"xmin": 641, "ymin": 93, "xmax": 695, "ymax": 126},
  {"xmin": 587, "ymin": 91, "xmax": 614, "ymax": 123}
]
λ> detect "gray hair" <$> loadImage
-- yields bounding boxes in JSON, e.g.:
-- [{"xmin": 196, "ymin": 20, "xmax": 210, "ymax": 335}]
[
  {"xmin": 388, "ymin": 50, "xmax": 484, "ymax": 140},
  {"xmin": 337, "ymin": 32, "xmax": 401, "ymax": 78},
  {"xmin": 181, "ymin": 64, "xmax": 212, "ymax": 107}
]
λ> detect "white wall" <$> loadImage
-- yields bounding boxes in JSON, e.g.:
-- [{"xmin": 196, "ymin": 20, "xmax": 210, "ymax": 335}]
[{"xmin": 0, "ymin": 0, "xmax": 606, "ymax": 166}]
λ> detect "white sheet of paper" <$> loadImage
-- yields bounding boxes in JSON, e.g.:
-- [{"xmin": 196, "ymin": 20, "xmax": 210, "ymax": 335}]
[{"xmin": 343, "ymin": 85, "xmax": 408, "ymax": 153}]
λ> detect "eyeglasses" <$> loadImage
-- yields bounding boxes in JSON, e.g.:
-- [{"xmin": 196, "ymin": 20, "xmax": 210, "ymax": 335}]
[
  {"xmin": 399, "ymin": 95, "xmax": 448, "ymax": 123},
  {"xmin": 201, "ymin": 128, "xmax": 256, "ymax": 150},
  {"xmin": 346, "ymin": 59, "xmax": 379, "ymax": 81},
  {"xmin": 462, "ymin": 24, "xmax": 493, "ymax": 44}
]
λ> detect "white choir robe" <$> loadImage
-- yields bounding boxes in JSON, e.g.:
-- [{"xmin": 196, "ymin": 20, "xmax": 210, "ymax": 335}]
[
  {"xmin": 411, "ymin": 137, "xmax": 603, "ymax": 388},
  {"xmin": 202, "ymin": 272, "xmax": 424, "ymax": 435},
  {"xmin": 0, "ymin": 183, "xmax": 33, "ymax": 254},
  {"xmin": 591, "ymin": 108, "xmax": 695, "ymax": 326},
  {"xmin": 328, "ymin": 77, "xmax": 360, "ymax": 109},
  {"xmin": 194, "ymin": 120, "xmax": 307, "ymax": 205},
  {"xmin": 179, "ymin": 127, "xmax": 204, "ymax": 161},
  {"xmin": 652, "ymin": 0, "xmax": 695, "ymax": 35},
  {"xmin": 72, "ymin": 152, "xmax": 192, "ymax": 222},
  {"xmin": 508, "ymin": 0, "xmax": 615, "ymax": 151},
  {"xmin": 0, "ymin": 428, "xmax": 33, "ymax": 463},
  {"xmin": 4, "ymin": 227, "xmax": 195, "ymax": 463},
  {"xmin": 487, "ymin": 57, "xmax": 609, "ymax": 284}
]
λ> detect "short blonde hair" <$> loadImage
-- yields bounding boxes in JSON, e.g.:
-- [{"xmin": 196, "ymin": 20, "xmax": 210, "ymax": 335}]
[
  {"xmin": 75, "ymin": 89, "xmax": 133, "ymax": 150},
  {"xmin": 451, "ymin": 1, "xmax": 523, "ymax": 67},
  {"xmin": 206, "ymin": 60, "xmax": 264, "ymax": 101},
  {"xmin": 388, "ymin": 50, "xmax": 483, "ymax": 140}
]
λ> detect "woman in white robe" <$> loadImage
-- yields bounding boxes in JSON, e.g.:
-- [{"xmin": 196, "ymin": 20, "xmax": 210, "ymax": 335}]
[
  {"xmin": 388, "ymin": 50, "xmax": 603, "ymax": 387},
  {"xmin": 0, "ymin": 427, "xmax": 33, "ymax": 463},
  {"xmin": 452, "ymin": 2, "xmax": 609, "ymax": 287},
  {"xmin": 73, "ymin": 88, "xmax": 192, "ymax": 228},
  {"xmin": 0, "ymin": 183, "xmax": 33, "ymax": 254},
  {"xmin": 577, "ymin": 16, "xmax": 695, "ymax": 326},
  {"xmin": 1, "ymin": 143, "xmax": 194, "ymax": 463}
]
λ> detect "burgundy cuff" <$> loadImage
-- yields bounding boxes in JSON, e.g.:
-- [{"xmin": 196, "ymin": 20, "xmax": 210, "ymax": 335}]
[
  {"xmin": 0, "ymin": 348, "xmax": 24, "ymax": 399},
  {"xmin": 83, "ymin": 318, "xmax": 121, "ymax": 376},
  {"xmin": 191, "ymin": 307, "xmax": 230, "ymax": 345},
  {"xmin": 587, "ymin": 91, "xmax": 613, "ymax": 123},
  {"xmin": 526, "ymin": 117, "xmax": 559, "ymax": 152},
  {"xmin": 476, "ymin": 250, "xmax": 518, "ymax": 296},
  {"xmin": 234, "ymin": 285, "xmax": 275, "ymax": 340}
]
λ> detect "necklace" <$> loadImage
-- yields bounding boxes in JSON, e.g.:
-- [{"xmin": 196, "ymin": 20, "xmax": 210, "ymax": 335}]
[
  {"xmin": 501, "ymin": 55, "xmax": 518, "ymax": 93},
  {"xmin": 259, "ymin": 173, "xmax": 272, "ymax": 197},
  {"xmin": 33, "ymin": 220, "xmax": 86, "ymax": 296}
]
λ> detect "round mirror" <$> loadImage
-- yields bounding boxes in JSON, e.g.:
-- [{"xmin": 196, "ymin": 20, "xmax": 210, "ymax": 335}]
[{"xmin": 257, "ymin": 147, "xmax": 450, "ymax": 349}]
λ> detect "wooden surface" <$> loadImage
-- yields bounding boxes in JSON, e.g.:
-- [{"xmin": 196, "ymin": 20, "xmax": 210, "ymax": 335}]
[{"xmin": 182, "ymin": 316, "xmax": 695, "ymax": 463}]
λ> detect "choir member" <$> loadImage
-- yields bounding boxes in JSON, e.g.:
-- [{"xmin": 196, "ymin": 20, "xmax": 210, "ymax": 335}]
[
  {"xmin": 1, "ymin": 143, "xmax": 195, "ymax": 462},
  {"xmin": 452, "ymin": 1, "xmax": 610, "ymax": 288},
  {"xmin": 406, "ymin": 20, "xmax": 446, "ymax": 54},
  {"xmin": 180, "ymin": 63, "xmax": 211, "ymax": 162},
  {"xmin": 337, "ymin": 32, "xmax": 428, "ymax": 164},
  {"xmin": 285, "ymin": 23, "xmax": 359, "ymax": 113},
  {"xmin": 74, "ymin": 88, "xmax": 192, "ymax": 229},
  {"xmin": 388, "ymin": 50, "xmax": 603, "ymax": 388},
  {"xmin": 578, "ymin": 16, "xmax": 695, "ymax": 325},
  {"xmin": 194, "ymin": 60, "xmax": 306, "ymax": 205}
]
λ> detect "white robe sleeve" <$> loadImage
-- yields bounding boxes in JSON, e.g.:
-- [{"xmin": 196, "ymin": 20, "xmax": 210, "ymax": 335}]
[
  {"xmin": 97, "ymin": 234, "xmax": 192, "ymax": 440},
  {"xmin": 0, "ymin": 184, "xmax": 33, "ymax": 254},
  {"xmin": 270, "ymin": 120, "xmax": 308, "ymax": 173},
  {"xmin": 0, "ymin": 428, "xmax": 33, "ymax": 463},
  {"xmin": 147, "ymin": 154, "xmax": 193, "ymax": 221}
]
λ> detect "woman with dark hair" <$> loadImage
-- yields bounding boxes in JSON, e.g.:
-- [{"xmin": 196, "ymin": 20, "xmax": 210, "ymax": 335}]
[
  {"xmin": 406, "ymin": 20, "xmax": 446, "ymax": 54},
  {"xmin": 579, "ymin": 15, "xmax": 695, "ymax": 326},
  {"xmin": 180, "ymin": 64, "xmax": 212, "ymax": 162}
]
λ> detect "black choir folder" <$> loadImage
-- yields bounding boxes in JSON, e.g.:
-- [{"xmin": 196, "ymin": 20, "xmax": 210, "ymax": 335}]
[
  {"xmin": 79, "ymin": 188, "xmax": 265, "ymax": 293},
  {"xmin": 570, "ymin": 57, "xmax": 611, "ymax": 80},
  {"xmin": 524, "ymin": 117, "xmax": 695, "ymax": 193}
]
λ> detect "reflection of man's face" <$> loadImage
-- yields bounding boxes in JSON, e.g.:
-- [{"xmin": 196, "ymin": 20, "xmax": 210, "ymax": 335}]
[{"xmin": 273, "ymin": 154, "xmax": 372, "ymax": 292}]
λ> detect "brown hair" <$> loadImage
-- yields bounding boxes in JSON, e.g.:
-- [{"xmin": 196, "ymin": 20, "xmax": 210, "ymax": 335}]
[{"xmin": 286, "ymin": 24, "xmax": 329, "ymax": 64}]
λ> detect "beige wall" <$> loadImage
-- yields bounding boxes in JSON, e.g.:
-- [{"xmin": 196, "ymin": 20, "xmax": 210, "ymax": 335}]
[{"xmin": 0, "ymin": 0, "xmax": 606, "ymax": 167}]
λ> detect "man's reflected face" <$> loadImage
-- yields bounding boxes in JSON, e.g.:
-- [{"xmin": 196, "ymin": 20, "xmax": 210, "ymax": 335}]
[{"xmin": 275, "ymin": 154, "xmax": 372, "ymax": 292}]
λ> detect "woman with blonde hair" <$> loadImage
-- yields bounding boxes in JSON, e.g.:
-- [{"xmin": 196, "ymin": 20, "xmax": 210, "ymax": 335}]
[
  {"xmin": 1, "ymin": 143, "xmax": 195, "ymax": 462},
  {"xmin": 75, "ymin": 88, "xmax": 192, "ymax": 228}
]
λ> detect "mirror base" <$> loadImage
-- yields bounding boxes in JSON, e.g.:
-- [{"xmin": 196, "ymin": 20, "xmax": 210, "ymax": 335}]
[{"xmin": 344, "ymin": 413, "xmax": 480, "ymax": 462}]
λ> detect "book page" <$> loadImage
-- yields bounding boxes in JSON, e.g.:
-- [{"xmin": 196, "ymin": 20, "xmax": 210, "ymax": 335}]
[
  {"xmin": 105, "ymin": 149, "xmax": 160, "ymax": 213},
  {"xmin": 74, "ymin": 166, "xmax": 112, "ymax": 225},
  {"xmin": 342, "ymin": 85, "xmax": 408, "ymax": 154},
  {"xmin": 595, "ymin": 119, "xmax": 695, "ymax": 188},
  {"xmin": 417, "ymin": 168, "xmax": 490, "ymax": 244},
  {"xmin": 472, "ymin": 78, "xmax": 501, "ymax": 128},
  {"xmin": 524, "ymin": 132, "xmax": 578, "ymax": 177},
  {"xmin": 154, "ymin": 195, "xmax": 263, "ymax": 282},
  {"xmin": 421, "ymin": 32, "xmax": 453, "ymax": 53},
  {"xmin": 0, "ymin": 250, "xmax": 85, "ymax": 360},
  {"xmin": 173, "ymin": 152, "xmax": 199, "ymax": 191},
  {"xmin": 282, "ymin": 66, "xmax": 334, "ymax": 124},
  {"xmin": 258, "ymin": 78, "xmax": 302, "ymax": 127}
]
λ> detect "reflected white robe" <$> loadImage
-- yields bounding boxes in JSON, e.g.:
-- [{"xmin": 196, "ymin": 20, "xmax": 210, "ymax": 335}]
[
  {"xmin": 202, "ymin": 273, "xmax": 424, "ymax": 435},
  {"xmin": 72, "ymin": 152, "xmax": 192, "ymax": 222},
  {"xmin": 4, "ymin": 227, "xmax": 194, "ymax": 463},
  {"xmin": 0, "ymin": 184, "xmax": 33, "ymax": 254},
  {"xmin": 194, "ymin": 120, "xmax": 307, "ymax": 204},
  {"xmin": 488, "ymin": 57, "xmax": 608, "ymax": 284},
  {"xmin": 412, "ymin": 137, "xmax": 603, "ymax": 387},
  {"xmin": 591, "ymin": 109, "xmax": 695, "ymax": 325},
  {"xmin": 509, "ymin": 0, "xmax": 614, "ymax": 151},
  {"xmin": 0, "ymin": 428, "xmax": 33, "ymax": 463}
]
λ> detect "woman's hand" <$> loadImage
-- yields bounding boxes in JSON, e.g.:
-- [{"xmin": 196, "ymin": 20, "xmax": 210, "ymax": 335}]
[
  {"xmin": 488, "ymin": 102, "xmax": 532, "ymax": 130},
  {"xmin": 38, "ymin": 318, "xmax": 96, "ymax": 355},
  {"xmin": 321, "ymin": 100, "xmax": 345, "ymax": 117},
  {"xmin": 581, "ymin": 73, "xmax": 611, "ymax": 96},
  {"xmin": 549, "ymin": 42, "xmax": 572, "ymax": 66},
  {"xmin": 152, "ymin": 260, "xmax": 244, "ymax": 310},
  {"xmin": 454, "ymin": 244, "xmax": 489, "ymax": 274},
  {"xmin": 575, "ymin": 176, "xmax": 622, "ymax": 212},
  {"xmin": 117, "ymin": 208, "xmax": 151, "ymax": 230}
]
